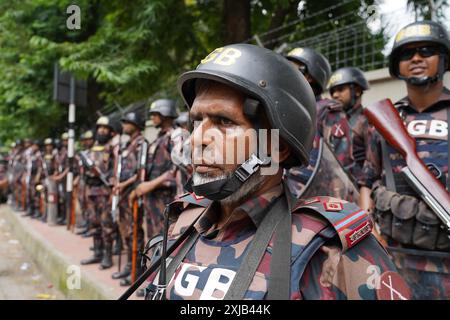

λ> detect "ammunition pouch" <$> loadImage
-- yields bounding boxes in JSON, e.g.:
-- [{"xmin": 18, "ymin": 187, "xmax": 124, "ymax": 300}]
[{"xmin": 372, "ymin": 185, "xmax": 450, "ymax": 252}]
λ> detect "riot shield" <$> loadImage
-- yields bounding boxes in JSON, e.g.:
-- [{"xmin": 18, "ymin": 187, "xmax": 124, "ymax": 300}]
[{"xmin": 286, "ymin": 138, "xmax": 359, "ymax": 203}]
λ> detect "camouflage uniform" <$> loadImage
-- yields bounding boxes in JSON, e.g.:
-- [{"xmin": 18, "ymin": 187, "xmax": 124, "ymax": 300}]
[
  {"xmin": 29, "ymin": 148, "xmax": 43, "ymax": 216},
  {"xmin": 144, "ymin": 185, "xmax": 408, "ymax": 300},
  {"xmin": 144, "ymin": 127, "xmax": 177, "ymax": 239},
  {"xmin": 362, "ymin": 88, "xmax": 450, "ymax": 299},
  {"xmin": 117, "ymin": 133, "xmax": 147, "ymax": 259},
  {"xmin": 83, "ymin": 142, "xmax": 114, "ymax": 247},
  {"xmin": 285, "ymin": 98, "xmax": 355, "ymax": 200},
  {"xmin": 171, "ymin": 126, "xmax": 192, "ymax": 196},
  {"xmin": 42, "ymin": 149, "xmax": 58, "ymax": 220},
  {"xmin": 13, "ymin": 148, "xmax": 26, "ymax": 210},
  {"xmin": 347, "ymin": 103, "xmax": 374, "ymax": 187},
  {"xmin": 55, "ymin": 145, "xmax": 68, "ymax": 220}
]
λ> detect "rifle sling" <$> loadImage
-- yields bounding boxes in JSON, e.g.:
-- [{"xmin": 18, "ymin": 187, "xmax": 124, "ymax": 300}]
[
  {"xmin": 381, "ymin": 138, "xmax": 396, "ymax": 192},
  {"xmin": 447, "ymin": 107, "xmax": 450, "ymax": 191},
  {"xmin": 224, "ymin": 195, "xmax": 288, "ymax": 300}
]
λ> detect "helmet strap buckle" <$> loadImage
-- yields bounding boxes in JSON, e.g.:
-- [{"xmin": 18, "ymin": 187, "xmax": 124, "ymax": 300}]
[{"xmin": 234, "ymin": 153, "xmax": 268, "ymax": 182}]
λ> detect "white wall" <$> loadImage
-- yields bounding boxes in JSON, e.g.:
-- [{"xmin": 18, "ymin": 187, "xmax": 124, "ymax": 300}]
[{"xmin": 362, "ymin": 68, "xmax": 450, "ymax": 106}]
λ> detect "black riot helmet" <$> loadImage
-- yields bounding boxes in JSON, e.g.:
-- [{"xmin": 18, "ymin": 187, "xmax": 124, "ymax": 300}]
[
  {"xmin": 389, "ymin": 20, "xmax": 450, "ymax": 86},
  {"xmin": 148, "ymin": 99, "xmax": 178, "ymax": 118},
  {"xmin": 178, "ymin": 43, "xmax": 316, "ymax": 200},
  {"xmin": 175, "ymin": 111, "xmax": 189, "ymax": 127},
  {"xmin": 285, "ymin": 47, "xmax": 331, "ymax": 95},
  {"xmin": 121, "ymin": 111, "xmax": 145, "ymax": 130},
  {"xmin": 328, "ymin": 67, "xmax": 369, "ymax": 91},
  {"xmin": 328, "ymin": 67, "xmax": 369, "ymax": 110}
]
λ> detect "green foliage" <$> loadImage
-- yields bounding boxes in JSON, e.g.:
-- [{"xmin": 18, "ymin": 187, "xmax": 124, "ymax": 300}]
[{"xmin": 0, "ymin": 0, "xmax": 414, "ymax": 146}]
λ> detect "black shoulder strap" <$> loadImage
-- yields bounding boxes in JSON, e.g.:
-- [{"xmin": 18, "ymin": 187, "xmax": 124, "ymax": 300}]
[
  {"xmin": 381, "ymin": 138, "xmax": 396, "ymax": 192},
  {"xmin": 165, "ymin": 230, "xmax": 200, "ymax": 284},
  {"xmin": 224, "ymin": 196, "xmax": 287, "ymax": 300},
  {"xmin": 447, "ymin": 107, "xmax": 449, "ymax": 191},
  {"xmin": 267, "ymin": 193, "xmax": 293, "ymax": 300}
]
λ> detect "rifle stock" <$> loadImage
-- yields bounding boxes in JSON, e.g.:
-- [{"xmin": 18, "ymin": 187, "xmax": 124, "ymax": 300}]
[{"xmin": 363, "ymin": 99, "xmax": 450, "ymax": 229}]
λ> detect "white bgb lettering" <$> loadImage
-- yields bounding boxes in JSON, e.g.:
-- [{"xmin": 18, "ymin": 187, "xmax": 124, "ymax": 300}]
[
  {"xmin": 407, "ymin": 119, "xmax": 448, "ymax": 137},
  {"xmin": 174, "ymin": 263, "xmax": 236, "ymax": 300}
]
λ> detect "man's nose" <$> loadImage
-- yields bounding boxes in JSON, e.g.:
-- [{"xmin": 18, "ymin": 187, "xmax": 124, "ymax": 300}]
[{"xmin": 410, "ymin": 51, "xmax": 424, "ymax": 63}]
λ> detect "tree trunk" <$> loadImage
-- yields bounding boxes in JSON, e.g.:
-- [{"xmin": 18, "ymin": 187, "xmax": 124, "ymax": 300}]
[{"xmin": 223, "ymin": 0, "xmax": 251, "ymax": 44}]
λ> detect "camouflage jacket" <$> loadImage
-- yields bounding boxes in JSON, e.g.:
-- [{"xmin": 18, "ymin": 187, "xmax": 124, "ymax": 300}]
[
  {"xmin": 42, "ymin": 151, "xmax": 58, "ymax": 177},
  {"xmin": 362, "ymin": 87, "xmax": 450, "ymax": 272},
  {"xmin": 145, "ymin": 127, "xmax": 176, "ymax": 194},
  {"xmin": 346, "ymin": 103, "xmax": 374, "ymax": 187},
  {"xmin": 285, "ymin": 98, "xmax": 354, "ymax": 200},
  {"xmin": 362, "ymin": 87, "xmax": 450, "ymax": 190},
  {"xmin": 83, "ymin": 142, "xmax": 113, "ymax": 196},
  {"xmin": 145, "ymin": 184, "xmax": 408, "ymax": 300},
  {"xmin": 56, "ymin": 146, "xmax": 68, "ymax": 174},
  {"xmin": 120, "ymin": 133, "xmax": 146, "ymax": 183}
]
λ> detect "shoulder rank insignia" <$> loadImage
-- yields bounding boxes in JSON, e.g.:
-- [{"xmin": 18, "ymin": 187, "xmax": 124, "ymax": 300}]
[{"xmin": 295, "ymin": 196, "xmax": 372, "ymax": 252}]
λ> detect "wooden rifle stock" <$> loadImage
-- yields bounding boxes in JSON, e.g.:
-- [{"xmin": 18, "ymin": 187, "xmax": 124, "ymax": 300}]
[{"xmin": 363, "ymin": 99, "xmax": 450, "ymax": 226}]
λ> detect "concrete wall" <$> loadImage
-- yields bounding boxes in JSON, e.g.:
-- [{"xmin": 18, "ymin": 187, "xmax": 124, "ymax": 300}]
[{"xmin": 361, "ymin": 68, "xmax": 450, "ymax": 106}]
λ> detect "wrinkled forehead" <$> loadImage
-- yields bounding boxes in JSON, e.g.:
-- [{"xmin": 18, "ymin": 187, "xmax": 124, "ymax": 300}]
[{"xmin": 191, "ymin": 80, "xmax": 246, "ymax": 113}]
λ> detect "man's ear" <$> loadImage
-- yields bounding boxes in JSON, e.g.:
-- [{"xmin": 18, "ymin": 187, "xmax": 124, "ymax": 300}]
[{"xmin": 277, "ymin": 139, "xmax": 291, "ymax": 164}]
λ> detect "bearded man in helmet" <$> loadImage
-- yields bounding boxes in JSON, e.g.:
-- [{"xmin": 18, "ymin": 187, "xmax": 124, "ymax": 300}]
[
  {"xmin": 133, "ymin": 44, "xmax": 408, "ymax": 300},
  {"xmin": 363, "ymin": 21, "xmax": 450, "ymax": 299}
]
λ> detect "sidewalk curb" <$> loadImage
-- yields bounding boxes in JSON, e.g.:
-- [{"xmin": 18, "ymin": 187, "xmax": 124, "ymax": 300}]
[{"xmin": 0, "ymin": 205, "xmax": 115, "ymax": 300}]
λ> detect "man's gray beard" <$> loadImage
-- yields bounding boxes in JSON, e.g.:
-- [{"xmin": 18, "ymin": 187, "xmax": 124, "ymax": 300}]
[{"xmin": 192, "ymin": 169, "xmax": 266, "ymax": 206}]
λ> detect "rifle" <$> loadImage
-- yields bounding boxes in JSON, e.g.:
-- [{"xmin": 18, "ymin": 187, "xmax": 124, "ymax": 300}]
[
  {"xmin": 363, "ymin": 99, "xmax": 450, "ymax": 230},
  {"xmin": 79, "ymin": 151, "xmax": 112, "ymax": 188},
  {"xmin": 112, "ymin": 144, "xmax": 122, "ymax": 224},
  {"xmin": 131, "ymin": 141, "xmax": 148, "ymax": 283}
]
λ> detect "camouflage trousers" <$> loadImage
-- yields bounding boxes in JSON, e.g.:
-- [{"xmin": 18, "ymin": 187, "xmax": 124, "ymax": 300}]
[
  {"xmin": 85, "ymin": 192, "xmax": 115, "ymax": 245},
  {"xmin": 117, "ymin": 188, "xmax": 144, "ymax": 252},
  {"xmin": 144, "ymin": 189, "xmax": 175, "ymax": 240}
]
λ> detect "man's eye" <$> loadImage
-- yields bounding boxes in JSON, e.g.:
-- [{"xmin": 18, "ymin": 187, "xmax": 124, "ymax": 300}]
[{"xmin": 216, "ymin": 116, "xmax": 234, "ymax": 126}]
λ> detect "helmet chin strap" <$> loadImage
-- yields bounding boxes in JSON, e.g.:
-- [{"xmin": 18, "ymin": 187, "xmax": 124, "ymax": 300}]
[
  {"xmin": 186, "ymin": 98, "xmax": 272, "ymax": 201},
  {"xmin": 399, "ymin": 54, "xmax": 446, "ymax": 86},
  {"xmin": 186, "ymin": 153, "xmax": 270, "ymax": 201}
]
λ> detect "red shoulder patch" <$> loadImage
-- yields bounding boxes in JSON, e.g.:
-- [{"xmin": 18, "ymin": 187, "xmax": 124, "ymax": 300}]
[
  {"xmin": 323, "ymin": 201, "xmax": 343, "ymax": 212},
  {"xmin": 376, "ymin": 271, "xmax": 411, "ymax": 300},
  {"xmin": 345, "ymin": 220, "xmax": 372, "ymax": 248}
]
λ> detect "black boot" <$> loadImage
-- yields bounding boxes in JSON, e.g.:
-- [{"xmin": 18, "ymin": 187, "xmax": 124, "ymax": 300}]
[
  {"xmin": 120, "ymin": 239, "xmax": 144, "ymax": 286},
  {"xmin": 112, "ymin": 236, "xmax": 122, "ymax": 256},
  {"xmin": 99, "ymin": 242, "xmax": 113, "ymax": 270},
  {"xmin": 82, "ymin": 229, "xmax": 95, "ymax": 238},
  {"xmin": 112, "ymin": 262, "xmax": 131, "ymax": 280},
  {"xmin": 81, "ymin": 236, "xmax": 103, "ymax": 265}
]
